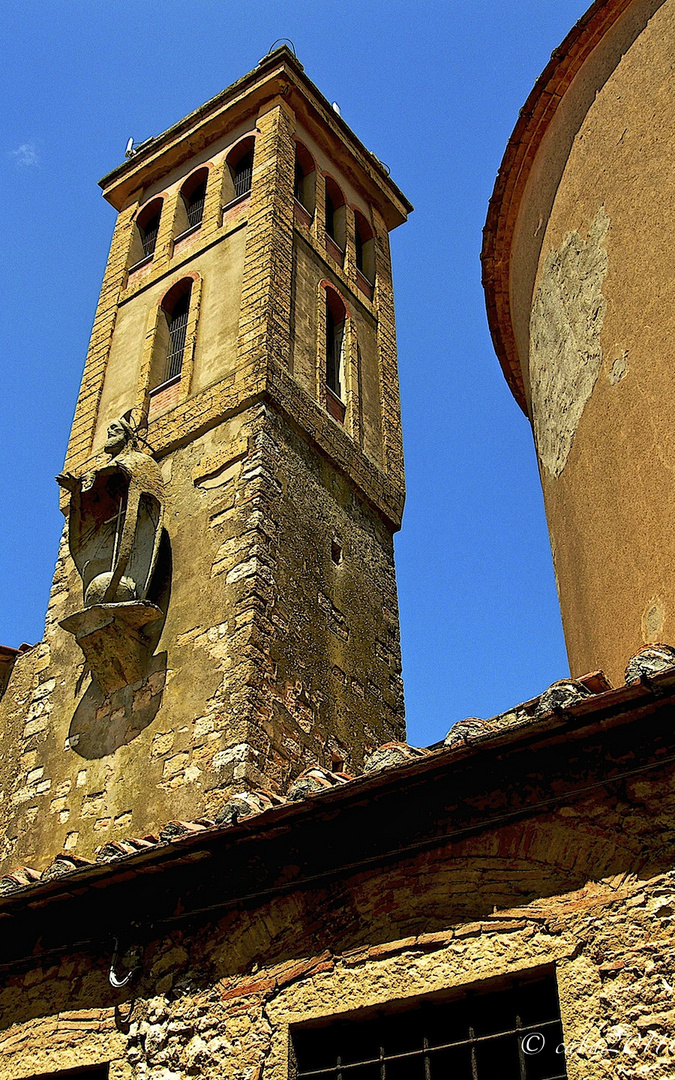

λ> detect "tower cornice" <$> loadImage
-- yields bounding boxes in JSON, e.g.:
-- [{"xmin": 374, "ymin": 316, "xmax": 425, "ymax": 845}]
[{"xmin": 99, "ymin": 46, "xmax": 412, "ymax": 230}]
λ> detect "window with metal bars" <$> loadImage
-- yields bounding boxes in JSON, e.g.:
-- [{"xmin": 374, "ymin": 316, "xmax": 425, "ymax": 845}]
[
  {"xmin": 140, "ymin": 210, "xmax": 160, "ymax": 257},
  {"xmin": 291, "ymin": 971, "xmax": 567, "ymax": 1080},
  {"xmin": 185, "ymin": 179, "xmax": 207, "ymax": 228},
  {"xmin": 164, "ymin": 290, "xmax": 190, "ymax": 382},
  {"xmin": 234, "ymin": 151, "xmax": 253, "ymax": 198}
]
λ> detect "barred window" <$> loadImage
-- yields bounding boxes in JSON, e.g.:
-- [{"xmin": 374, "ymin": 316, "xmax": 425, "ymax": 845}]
[
  {"xmin": 130, "ymin": 198, "xmax": 163, "ymax": 269},
  {"xmin": 224, "ymin": 136, "xmax": 256, "ymax": 206},
  {"xmin": 292, "ymin": 972, "xmax": 567, "ymax": 1080},
  {"xmin": 150, "ymin": 278, "xmax": 194, "ymax": 391},
  {"xmin": 178, "ymin": 168, "xmax": 209, "ymax": 235},
  {"xmin": 165, "ymin": 291, "xmax": 190, "ymax": 381},
  {"xmin": 234, "ymin": 151, "xmax": 253, "ymax": 197}
]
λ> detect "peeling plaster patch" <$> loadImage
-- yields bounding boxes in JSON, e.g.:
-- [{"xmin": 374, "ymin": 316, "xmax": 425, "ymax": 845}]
[
  {"xmin": 608, "ymin": 350, "xmax": 629, "ymax": 385},
  {"xmin": 642, "ymin": 597, "xmax": 665, "ymax": 641},
  {"xmin": 530, "ymin": 207, "xmax": 610, "ymax": 478}
]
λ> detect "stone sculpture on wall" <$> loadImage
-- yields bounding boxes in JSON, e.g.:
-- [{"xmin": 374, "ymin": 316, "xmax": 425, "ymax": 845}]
[{"xmin": 56, "ymin": 414, "xmax": 167, "ymax": 693}]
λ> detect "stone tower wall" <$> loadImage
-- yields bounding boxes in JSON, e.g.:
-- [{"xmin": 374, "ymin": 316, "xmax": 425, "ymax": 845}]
[{"xmin": 0, "ymin": 53, "xmax": 410, "ymax": 874}]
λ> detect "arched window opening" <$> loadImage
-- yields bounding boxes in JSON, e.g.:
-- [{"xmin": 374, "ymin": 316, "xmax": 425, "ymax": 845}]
[
  {"xmin": 324, "ymin": 177, "xmax": 346, "ymax": 259},
  {"xmin": 224, "ymin": 136, "xmax": 256, "ymax": 206},
  {"xmin": 176, "ymin": 168, "xmax": 209, "ymax": 238},
  {"xmin": 140, "ymin": 208, "xmax": 161, "ymax": 257},
  {"xmin": 354, "ymin": 209, "xmax": 375, "ymax": 283},
  {"xmin": 294, "ymin": 142, "xmax": 316, "ymax": 215},
  {"xmin": 325, "ymin": 289, "xmax": 347, "ymax": 420},
  {"xmin": 234, "ymin": 151, "xmax": 253, "ymax": 197},
  {"xmin": 324, "ymin": 179, "xmax": 345, "ymax": 265},
  {"xmin": 151, "ymin": 280, "xmax": 193, "ymax": 391},
  {"xmin": 130, "ymin": 198, "xmax": 163, "ymax": 268},
  {"xmin": 166, "ymin": 292, "xmax": 191, "ymax": 380}
]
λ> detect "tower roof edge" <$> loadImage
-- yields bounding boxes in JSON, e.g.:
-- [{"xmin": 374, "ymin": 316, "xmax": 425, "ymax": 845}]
[{"xmin": 98, "ymin": 46, "xmax": 413, "ymax": 228}]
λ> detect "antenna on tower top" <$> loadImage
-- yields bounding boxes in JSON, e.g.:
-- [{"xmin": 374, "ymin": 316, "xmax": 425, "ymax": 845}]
[
  {"xmin": 259, "ymin": 38, "xmax": 297, "ymax": 63},
  {"xmin": 124, "ymin": 137, "xmax": 135, "ymax": 158}
]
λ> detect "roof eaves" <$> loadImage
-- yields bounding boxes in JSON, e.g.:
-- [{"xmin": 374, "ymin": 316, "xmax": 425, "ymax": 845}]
[{"xmin": 2, "ymin": 661, "xmax": 674, "ymax": 915}]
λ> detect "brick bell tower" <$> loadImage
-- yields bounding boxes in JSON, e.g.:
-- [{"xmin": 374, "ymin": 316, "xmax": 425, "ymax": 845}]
[{"xmin": 0, "ymin": 47, "xmax": 412, "ymax": 870}]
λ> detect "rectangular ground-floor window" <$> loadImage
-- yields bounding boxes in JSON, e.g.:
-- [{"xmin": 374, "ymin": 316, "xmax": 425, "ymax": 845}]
[
  {"xmin": 291, "ymin": 969, "xmax": 566, "ymax": 1080},
  {"xmin": 29, "ymin": 1068, "xmax": 108, "ymax": 1080}
]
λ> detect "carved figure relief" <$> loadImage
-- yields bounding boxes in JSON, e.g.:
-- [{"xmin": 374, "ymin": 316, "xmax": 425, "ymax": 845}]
[{"xmin": 57, "ymin": 415, "xmax": 168, "ymax": 693}]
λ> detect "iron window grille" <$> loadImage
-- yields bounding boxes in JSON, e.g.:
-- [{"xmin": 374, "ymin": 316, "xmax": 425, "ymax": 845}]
[
  {"xmin": 234, "ymin": 152, "xmax": 253, "ymax": 198},
  {"xmin": 165, "ymin": 293, "xmax": 190, "ymax": 382},
  {"xmin": 141, "ymin": 212, "xmax": 160, "ymax": 257},
  {"xmin": 186, "ymin": 181, "xmax": 207, "ymax": 228},
  {"xmin": 292, "ymin": 972, "xmax": 567, "ymax": 1080}
]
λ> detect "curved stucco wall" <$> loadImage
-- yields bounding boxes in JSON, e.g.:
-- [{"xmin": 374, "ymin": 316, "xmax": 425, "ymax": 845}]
[{"xmin": 511, "ymin": 0, "xmax": 675, "ymax": 684}]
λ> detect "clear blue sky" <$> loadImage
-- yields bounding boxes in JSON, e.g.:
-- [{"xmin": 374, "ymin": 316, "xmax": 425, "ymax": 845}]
[{"xmin": 0, "ymin": 0, "xmax": 591, "ymax": 747}]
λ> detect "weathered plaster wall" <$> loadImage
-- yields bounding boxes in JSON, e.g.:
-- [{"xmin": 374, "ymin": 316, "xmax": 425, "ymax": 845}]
[
  {"xmin": 512, "ymin": 0, "xmax": 675, "ymax": 684},
  {"xmin": 529, "ymin": 208, "xmax": 609, "ymax": 480}
]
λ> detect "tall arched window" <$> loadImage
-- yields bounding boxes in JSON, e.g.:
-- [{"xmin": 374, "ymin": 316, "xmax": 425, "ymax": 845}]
[
  {"xmin": 353, "ymin": 209, "xmax": 375, "ymax": 283},
  {"xmin": 294, "ymin": 141, "xmax": 316, "ymax": 215},
  {"xmin": 223, "ymin": 136, "xmax": 256, "ymax": 206},
  {"xmin": 130, "ymin": 198, "xmax": 163, "ymax": 268},
  {"xmin": 325, "ymin": 289, "xmax": 347, "ymax": 421},
  {"xmin": 324, "ymin": 177, "xmax": 346, "ymax": 250},
  {"xmin": 176, "ymin": 167, "xmax": 209, "ymax": 238},
  {"xmin": 151, "ymin": 279, "xmax": 193, "ymax": 390}
]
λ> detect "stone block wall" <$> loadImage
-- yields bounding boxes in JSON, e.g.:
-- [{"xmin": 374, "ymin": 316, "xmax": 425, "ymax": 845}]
[
  {"xmin": 0, "ymin": 400, "xmax": 403, "ymax": 874},
  {"xmin": 2, "ymin": 821, "xmax": 675, "ymax": 1080}
]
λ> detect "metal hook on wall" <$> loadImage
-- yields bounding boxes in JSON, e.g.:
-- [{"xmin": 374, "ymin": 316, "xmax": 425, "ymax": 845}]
[{"xmin": 109, "ymin": 936, "xmax": 142, "ymax": 989}]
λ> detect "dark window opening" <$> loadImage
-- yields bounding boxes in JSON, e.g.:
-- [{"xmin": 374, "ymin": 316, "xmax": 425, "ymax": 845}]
[
  {"xmin": 292, "ymin": 972, "xmax": 567, "ymax": 1080},
  {"xmin": 140, "ymin": 211, "xmax": 160, "ymax": 257},
  {"xmin": 355, "ymin": 228, "xmax": 364, "ymax": 272},
  {"xmin": 331, "ymin": 540, "xmax": 343, "ymax": 565},
  {"xmin": 186, "ymin": 179, "xmax": 207, "ymax": 228},
  {"xmin": 29, "ymin": 1069, "xmax": 109, "ymax": 1080},
  {"xmin": 234, "ymin": 151, "xmax": 253, "ymax": 198},
  {"xmin": 295, "ymin": 160, "xmax": 305, "ymax": 203},
  {"xmin": 325, "ymin": 190, "xmax": 336, "ymax": 240},
  {"xmin": 294, "ymin": 143, "xmax": 316, "ymax": 216},
  {"xmin": 326, "ymin": 302, "xmax": 344, "ymax": 401},
  {"xmin": 130, "ymin": 199, "xmax": 163, "ymax": 269},
  {"xmin": 354, "ymin": 210, "xmax": 375, "ymax": 282},
  {"xmin": 165, "ymin": 292, "xmax": 190, "ymax": 382},
  {"xmin": 324, "ymin": 177, "xmax": 346, "ymax": 251}
]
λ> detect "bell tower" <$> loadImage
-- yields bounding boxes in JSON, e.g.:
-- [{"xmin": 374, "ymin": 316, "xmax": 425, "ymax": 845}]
[{"xmin": 0, "ymin": 47, "xmax": 412, "ymax": 870}]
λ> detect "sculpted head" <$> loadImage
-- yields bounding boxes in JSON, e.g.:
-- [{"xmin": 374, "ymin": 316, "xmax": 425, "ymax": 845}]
[{"xmin": 104, "ymin": 417, "xmax": 136, "ymax": 456}]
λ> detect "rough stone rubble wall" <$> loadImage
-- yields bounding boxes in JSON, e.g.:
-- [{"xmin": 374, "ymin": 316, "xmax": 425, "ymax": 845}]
[{"xmin": 2, "ymin": 867, "xmax": 675, "ymax": 1080}]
